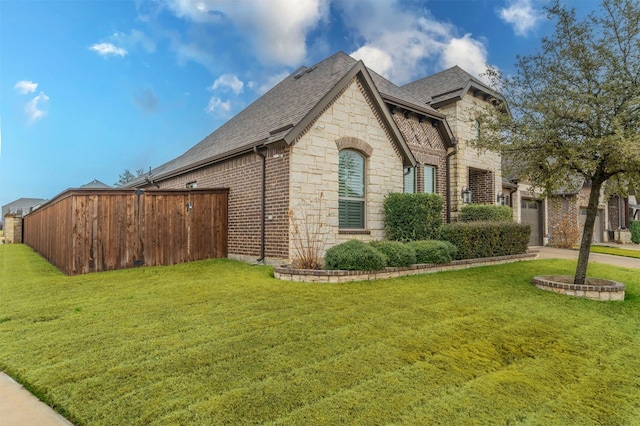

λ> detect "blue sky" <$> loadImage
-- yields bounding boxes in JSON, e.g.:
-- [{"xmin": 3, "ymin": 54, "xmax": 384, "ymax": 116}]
[{"xmin": 0, "ymin": 0, "xmax": 597, "ymax": 208}]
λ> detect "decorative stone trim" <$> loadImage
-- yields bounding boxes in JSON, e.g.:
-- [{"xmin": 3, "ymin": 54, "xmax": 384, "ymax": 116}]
[
  {"xmin": 274, "ymin": 253, "xmax": 537, "ymax": 283},
  {"xmin": 532, "ymin": 276, "xmax": 625, "ymax": 301},
  {"xmin": 335, "ymin": 137, "xmax": 373, "ymax": 157}
]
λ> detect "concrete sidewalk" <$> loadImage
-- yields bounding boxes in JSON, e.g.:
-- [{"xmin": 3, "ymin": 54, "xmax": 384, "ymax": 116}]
[
  {"xmin": 0, "ymin": 372, "xmax": 72, "ymax": 426},
  {"xmin": 534, "ymin": 246, "xmax": 640, "ymax": 269}
]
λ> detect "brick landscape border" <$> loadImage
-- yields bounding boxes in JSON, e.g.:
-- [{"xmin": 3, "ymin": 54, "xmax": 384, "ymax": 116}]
[
  {"xmin": 532, "ymin": 275, "xmax": 625, "ymax": 301},
  {"xmin": 274, "ymin": 252, "xmax": 537, "ymax": 283}
]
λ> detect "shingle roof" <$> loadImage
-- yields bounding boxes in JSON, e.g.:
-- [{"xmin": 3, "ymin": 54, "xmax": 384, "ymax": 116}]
[
  {"xmin": 402, "ymin": 65, "xmax": 501, "ymax": 108},
  {"xmin": 80, "ymin": 179, "xmax": 111, "ymax": 189},
  {"xmin": 2, "ymin": 198, "xmax": 47, "ymax": 217},
  {"xmin": 133, "ymin": 52, "xmax": 444, "ymax": 184}
]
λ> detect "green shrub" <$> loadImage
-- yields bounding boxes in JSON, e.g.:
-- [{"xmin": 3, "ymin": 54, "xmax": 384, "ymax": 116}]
[
  {"xmin": 459, "ymin": 204, "xmax": 513, "ymax": 222},
  {"xmin": 441, "ymin": 221, "xmax": 531, "ymax": 260},
  {"xmin": 369, "ymin": 241, "xmax": 416, "ymax": 267},
  {"xmin": 407, "ymin": 240, "xmax": 457, "ymax": 264},
  {"xmin": 631, "ymin": 220, "xmax": 640, "ymax": 244},
  {"xmin": 384, "ymin": 193, "xmax": 444, "ymax": 242},
  {"xmin": 324, "ymin": 240, "xmax": 387, "ymax": 271}
]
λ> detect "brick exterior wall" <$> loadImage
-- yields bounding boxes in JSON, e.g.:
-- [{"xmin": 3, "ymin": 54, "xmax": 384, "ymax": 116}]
[
  {"xmin": 608, "ymin": 195, "xmax": 629, "ymax": 229},
  {"xmin": 150, "ymin": 146, "xmax": 290, "ymax": 261},
  {"xmin": 468, "ymin": 168, "xmax": 495, "ymax": 204},
  {"xmin": 289, "ymin": 77, "xmax": 404, "ymax": 260},
  {"xmin": 391, "ymin": 110, "xmax": 449, "ymax": 218}
]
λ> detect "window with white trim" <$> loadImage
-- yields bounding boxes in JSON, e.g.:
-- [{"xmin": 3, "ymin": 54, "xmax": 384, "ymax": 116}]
[
  {"xmin": 403, "ymin": 167, "xmax": 416, "ymax": 193},
  {"xmin": 339, "ymin": 150, "xmax": 365, "ymax": 228},
  {"xmin": 424, "ymin": 165, "xmax": 435, "ymax": 193}
]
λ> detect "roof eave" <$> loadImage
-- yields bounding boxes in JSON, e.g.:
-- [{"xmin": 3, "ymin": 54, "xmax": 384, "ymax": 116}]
[{"xmin": 126, "ymin": 140, "xmax": 267, "ymax": 187}]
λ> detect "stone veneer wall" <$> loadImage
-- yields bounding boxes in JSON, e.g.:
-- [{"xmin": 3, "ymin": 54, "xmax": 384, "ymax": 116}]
[
  {"xmin": 289, "ymin": 77, "xmax": 404, "ymax": 260},
  {"xmin": 152, "ymin": 146, "xmax": 290, "ymax": 262},
  {"xmin": 438, "ymin": 94, "xmax": 502, "ymax": 218},
  {"xmin": 3, "ymin": 214, "xmax": 23, "ymax": 243}
]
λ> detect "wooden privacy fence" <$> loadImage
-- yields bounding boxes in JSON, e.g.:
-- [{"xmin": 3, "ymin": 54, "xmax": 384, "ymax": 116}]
[{"xmin": 23, "ymin": 188, "xmax": 228, "ymax": 275}]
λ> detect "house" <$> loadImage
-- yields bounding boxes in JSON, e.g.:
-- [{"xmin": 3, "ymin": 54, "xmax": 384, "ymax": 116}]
[
  {"xmin": 2, "ymin": 198, "xmax": 46, "ymax": 244},
  {"xmin": 402, "ymin": 66, "xmax": 505, "ymax": 219},
  {"xmin": 2, "ymin": 198, "xmax": 47, "ymax": 219},
  {"xmin": 80, "ymin": 179, "xmax": 111, "ymax": 189},
  {"xmin": 607, "ymin": 190, "xmax": 638, "ymax": 243},
  {"xmin": 130, "ymin": 51, "xmax": 466, "ymax": 264}
]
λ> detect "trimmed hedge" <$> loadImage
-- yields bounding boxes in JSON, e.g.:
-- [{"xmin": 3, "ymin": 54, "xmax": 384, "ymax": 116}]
[
  {"xmin": 324, "ymin": 240, "xmax": 387, "ymax": 271},
  {"xmin": 407, "ymin": 240, "xmax": 457, "ymax": 264},
  {"xmin": 369, "ymin": 241, "xmax": 416, "ymax": 267},
  {"xmin": 441, "ymin": 221, "xmax": 531, "ymax": 260},
  {"xmin": 384, "ymin": 193, "xmax": 444, "ymax": 242},
  {"xmin": 459, "ymin": 204, "xmax": 513, "ymax": 222},
  {"xmin": 631, "ymin": 220, "xmax": 640, "ymax": 244}
]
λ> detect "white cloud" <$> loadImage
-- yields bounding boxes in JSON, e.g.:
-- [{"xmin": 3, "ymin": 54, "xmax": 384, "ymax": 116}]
[
  {"xmin": 350, "ymin": 46, "xmax": 393, "ymax": 79},
  {"xmin": 112, "ymin": 29, "xmax": 156, "ymax": 53},
  {"xmin": 25, "ymin": 92, "xmax": 49, "ymax": 123},
  {"xmin": 206, "ymin": 96, "xmax": 231, "ymax": 114},
  {"xmin": 498, "ymin": 0, "xmax": 542, "ymax": 37},
  {"xmin": 340, "ymin": 0, "xmax": 493, "ymax": 84},
  {"xmin": 14, "ymin": 80, "xmax": 38, "ymax": 94},
  {"xmin": 164, "ymin": 0, "xmax": 329, "ymax": 66},
  {"xmin": 441, "ymin": 35, "xmax": 491, "ymax": 82},
  {"xmin": 210, "ymin": 74, "xmax": 244, "ymax": 94},
  {"xmin": 90, "ymin": 42, "xmax": 128, "ymax": 57}
]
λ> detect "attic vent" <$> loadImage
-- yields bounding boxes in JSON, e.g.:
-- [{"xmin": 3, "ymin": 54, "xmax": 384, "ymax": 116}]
[
  {"xmin": 293, "ymin": 65, "xmax": 317, "ymax": 79},
  {"xmin": 269, "ymin": 123, "xmax": 294, "ymax": 136}
]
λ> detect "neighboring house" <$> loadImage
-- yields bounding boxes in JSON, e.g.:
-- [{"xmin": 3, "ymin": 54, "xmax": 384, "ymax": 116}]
[
  {"xmin": 607, "ymin": 190, "xmax": 638, "ymax": 243},
  {"xmin": 130, "ymin": 52, "xmax": 461, "ymax": 264},
  {"xmin": 80, "ymin": 179, "xmax": 111, "ymax": 189},
  {"xmin": 402, "ymin": 66, "xmax": 505, "ymax": 219},
  {"xmin": 2, "ymin": 198, "xmax": 47, "ymax": 219}
]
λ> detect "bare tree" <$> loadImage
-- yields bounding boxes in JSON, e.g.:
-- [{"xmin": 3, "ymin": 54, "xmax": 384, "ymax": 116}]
[{"xmin": 476, "ymin": 0, "xmax": 640, "ymax": 284}]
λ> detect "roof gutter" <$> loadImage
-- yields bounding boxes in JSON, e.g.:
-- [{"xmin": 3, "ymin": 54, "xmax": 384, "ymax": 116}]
[{"xmin": 129, "ymin": 140, "xmax": 268, "ymax": 188}]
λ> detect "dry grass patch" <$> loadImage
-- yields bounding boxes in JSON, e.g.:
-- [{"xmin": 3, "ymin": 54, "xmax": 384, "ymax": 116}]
[{"xmin": 1, "ymin": 244, "xmax": 639, "ymax": 425}]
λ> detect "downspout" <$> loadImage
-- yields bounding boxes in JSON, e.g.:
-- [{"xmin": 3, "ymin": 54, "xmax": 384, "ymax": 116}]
[
  {"xmin": 403, "ymin": 167, "xmax": 412, "ymax": 191},
  {"xmin": 509, "ymin": 180, "xmax": 519, "ymax": 208},
  {"xmin": 445, "ymin": 138, "xmax": 458, "ymax": 224},
  {"xmin": 254, "ymin": 146, "xmax": 266, "ymax": 263}
]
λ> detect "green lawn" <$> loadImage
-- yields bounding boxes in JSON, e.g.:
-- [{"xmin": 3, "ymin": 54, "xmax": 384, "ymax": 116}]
[
  {"xmin": 590, "ymin": 245, "xmax": 640, "ymax": 259},
  {"xmin": 1, "ymin": 244, "xmax": 639, "ymax": 425}
]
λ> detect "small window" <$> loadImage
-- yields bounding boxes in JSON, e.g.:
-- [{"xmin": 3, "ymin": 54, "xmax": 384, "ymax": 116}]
[
  {"xmin": 424, "ymin": 165, "xmax": 435, "ymax": 194},
  {"xmin": 475, "ymin": 119, "xmax": 481, "ymax": 138},
  {"xmin": 339, "ymin": 150, "xmax": 365, "ymax": 229},
  {"xmin": 403, "ymin": 167, "xmax": 416, "ymax": 193},
  {"xmin": 186, "ymin": 181, "xmax": 198, "ymax": 189}
]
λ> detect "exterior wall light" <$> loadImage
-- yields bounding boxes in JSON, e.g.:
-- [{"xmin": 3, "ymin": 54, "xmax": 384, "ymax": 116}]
[
  {"xmin": 497, "ymin": 193, "xmax": 507, "ymax": 205},
  {"xmin": 462, "ymin": 188, "xmax": 472, "ymax": 204}
]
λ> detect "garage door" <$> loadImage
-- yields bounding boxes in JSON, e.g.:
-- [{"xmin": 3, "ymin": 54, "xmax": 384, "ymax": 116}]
[
  {"xmin": 521, "ymin": 199, "xmax": 542, "ymax": 246},
  {"xmin": 579, "ymin": 209, "xmax": 604, "ymax": 243}
]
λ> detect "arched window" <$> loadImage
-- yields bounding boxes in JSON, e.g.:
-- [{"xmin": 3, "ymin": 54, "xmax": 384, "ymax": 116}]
[{"xmin": 339, "ymin": 150, "xmax": 365, "ymax": 228}]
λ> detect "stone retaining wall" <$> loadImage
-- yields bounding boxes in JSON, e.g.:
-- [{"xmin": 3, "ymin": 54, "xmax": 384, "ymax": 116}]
[
  {"xmin": 275, "ymin": 253, "xmax": 537, "ymax": 283},
  {"xmin": 532, "ymin": 275, "xmax": 625, "ymax": 301}
]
